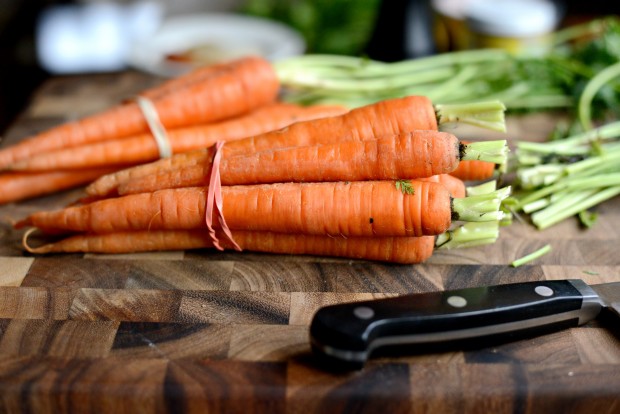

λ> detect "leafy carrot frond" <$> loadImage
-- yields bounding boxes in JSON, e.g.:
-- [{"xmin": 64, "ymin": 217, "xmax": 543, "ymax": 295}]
[{"xmin": 395, "ymin": 179, "xmax": 415, "ymax": 195}]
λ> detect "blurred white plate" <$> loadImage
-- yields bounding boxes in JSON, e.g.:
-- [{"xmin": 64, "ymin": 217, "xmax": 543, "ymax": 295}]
[{"xmin": 127, "ymin": 13, "xmax": 306, "ymax": 77}]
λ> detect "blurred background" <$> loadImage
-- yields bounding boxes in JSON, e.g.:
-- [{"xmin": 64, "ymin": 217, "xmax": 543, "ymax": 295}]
[{"xmin": 0, "ymin": 0, "xmax": 616, "ymax": 134}]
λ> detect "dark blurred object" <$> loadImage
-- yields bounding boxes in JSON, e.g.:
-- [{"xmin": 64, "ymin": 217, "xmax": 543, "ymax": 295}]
[
  {"xmin": 0, "ymin": 0, "xmax": 57, "ymax": 135},
  {"xmin": 365, "ymin": 0, "xmax": 435, "ymax": 61},
  {"xmin": 562, "ymin": 1, "xmax": 620, "ymax": 19}
]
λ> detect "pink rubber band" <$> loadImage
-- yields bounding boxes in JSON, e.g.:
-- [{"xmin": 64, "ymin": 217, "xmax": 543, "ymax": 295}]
[{"xmin": 205, "ymin": 141, "xmax": 242, "ymax": 251}]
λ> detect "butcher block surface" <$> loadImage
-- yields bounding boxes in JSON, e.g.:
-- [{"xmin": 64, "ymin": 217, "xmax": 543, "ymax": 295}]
[{"xmin": 0, "ymin": 73, "xmax": 619, "ymax": 413}]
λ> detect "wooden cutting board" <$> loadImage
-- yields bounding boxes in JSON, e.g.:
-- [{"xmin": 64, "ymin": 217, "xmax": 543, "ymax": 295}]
[{"xmin": 0, "ymin": 73, "xmax": 619, "ymax": 414}]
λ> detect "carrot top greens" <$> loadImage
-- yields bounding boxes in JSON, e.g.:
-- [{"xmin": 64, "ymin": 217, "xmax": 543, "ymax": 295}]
[
  {"xmin": 395, "ymin": 179, "xmax": 415, "ymax": 195},
  {"xmin": 276, "ymin": 14, "xmax": 620, "ymax": 232},
  {"xmin": 274, "ymin": 17, "xmax": 620, "ymax": 127}
]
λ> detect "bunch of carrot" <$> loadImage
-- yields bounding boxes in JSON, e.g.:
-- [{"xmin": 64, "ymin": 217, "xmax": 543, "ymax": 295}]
[
  {"xmin": 17, "ymin": 92, "xmax": 510, "ymax": 263},
  {"xmin": 0, "ymin": 54, "xmax": 512, "ymax": 206},
  {"xmin": 0, "ymin": 56, "xmax": 349, "ymax": 204}
]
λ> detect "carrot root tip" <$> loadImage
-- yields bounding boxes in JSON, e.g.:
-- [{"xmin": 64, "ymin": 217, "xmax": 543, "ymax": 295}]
[{"xmin": 22, "ymin": 227, "xmax": 45, "ymax": 254}]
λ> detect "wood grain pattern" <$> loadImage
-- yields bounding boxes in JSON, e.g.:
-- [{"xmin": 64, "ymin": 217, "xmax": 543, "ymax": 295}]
[
  {"xmin": 165, "ymin": 360, "xmax": 287, "ymax": 414},
  {"xmin": 0, "ymin": 319, "xmax": 118, "ymax": 358},
  {"xmin": 0, "ymin": 357, "xmax": 168, "ymax": 414},
  {"xmin": 0, "ymin": 257, "xmax": 33, "ymax": 286},
  {"xmin": 111, "ymin": 322, "xmax": 231, "ymax": 360},
  {"xmin": 0, "ymin": 72, "xmax": 619, "ymax": 413},
  {"xmin": 69, "ymin": 289, "xmax": 182, "ymax": 322},
  {"xmin": 0, "ymin": 287, "xmax": 75, "ymax": 320}
]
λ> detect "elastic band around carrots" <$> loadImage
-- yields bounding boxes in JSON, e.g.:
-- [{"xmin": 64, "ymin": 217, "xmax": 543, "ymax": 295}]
[
  {"xmin": 135, "ymin": 96, "xmax": 172, "ymax": 158},
  {"xmin": 205, "ymin": 141, "xmax": 241, "ymax": 251}
]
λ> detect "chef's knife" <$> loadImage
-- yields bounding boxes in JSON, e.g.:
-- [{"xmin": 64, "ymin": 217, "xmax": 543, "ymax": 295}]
[{"xmin": 310, "ymin": 279, "xmax": 620, "ymax": 369}]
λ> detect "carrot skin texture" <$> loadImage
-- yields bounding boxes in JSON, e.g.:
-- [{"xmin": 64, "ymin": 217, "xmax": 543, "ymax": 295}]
[
  {"xmin": 222, "ymin": 130, "xmax": 458, "ymax": 184},
  {"xmin": 0, "ymin": 168, "xmax": 118, "ymax": 204},
  {"xmin": 222, "ymin": 95, "xmax": 438, "ymax": 156},
  {"xmin": 449, "ymin": 159, "xmax": 496, "ymax": 181},
  {"xmin": 138, "ymin": 58, "xmax": 258, "ymax": 100},
  {"xmin": 24, "ymin": 229, "xmax": 435, "ymax": 263},
  {"xmin": 120, "ymin": 172, "xmax": 466, "ymax": 201},
  {"xmin": 11, "ymin": 103, "xmax": 348, "ymax": 171},
  {"xmin": 116, "ymin": 130, "xmax": 461, "ymax": 195},
  {"xmin": 85, "ymin": 147, "xmax": 214, "ymax": 198},
  {"xmin": 420, "ymin": 174, "xmax": 466, "ymax": 198},
  {"xmin": 20, "ymin": 181, "xmax": 452, "ymax": 237},
  {"xmin": 0, "ymin": 56, "xmax": 279, "ymax": 169},
  {"xmin": 86, "ymin": 96, "xmax": 439, "ymax": 197}
]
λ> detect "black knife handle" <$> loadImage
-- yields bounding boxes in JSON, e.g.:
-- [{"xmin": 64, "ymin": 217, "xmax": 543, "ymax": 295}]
[{"xmin": 310, "ymin": 279, "xmax": 602, "ymax": 367}]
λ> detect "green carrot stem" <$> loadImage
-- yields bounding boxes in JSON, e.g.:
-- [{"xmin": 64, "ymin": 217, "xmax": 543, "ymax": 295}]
[
  {"xmin": 522, "ymin": 198, "xmax": 550, "ymax": 214},
  {"xmin": 517, "ymin": 145, "xmax": 620, "ymax": 189},
  {"xmin": 452, "ymin": 187, "xmax": 511, "ymax": 222},
  {"xmin": 502, "ymin": 94, "xmax": 574, "ymax": 110},
  {"xmin": 579, "ymin": 61, "xmax": 620, "ymax": 131},
  {"xmin": 436, "ymin": 101, "xmax": 506, "ymax": 132},
  {"xmin": 466, "ymin": 180, "xmax": 497, "ymax": 196},
  {"xmin": 275, "ymin": 66, "xmax": 457, "ymax": 92},
  {"xmin": 275, "ymin": 54, "xmax": 385, "ymax": 70},
  {"xmin": 510, "ymin": 244, "xmax": 552, "ymax": 267},
  {"xmin": 516, "ymin": 170, "xmax": 620, "ymax": 210},
  {"xmin": 520, "ymin": 182, "xmax": 585, "ymax": 211},
  {"xmin": 375, "ymin": 48, "xmax": 511, "ymax": 75},
  {"xmin": 499, "ymin": 211, "xmax": 513, "ymax": 226},
  {"xmin": 516, "ymin": 121, "xmax": 620, "ymax": 155},
  {"xmin": 515, "ymin": 152, "xmax": 546, "ymax": 167},
  {"xmin": 559, "ymin": 173, "xmax": 620, "ymax": 191},
  {"xmin": 517, "ymin": 167, "xmax": 563, "ymax": 190},
  {"xmin": 532, "ymin": 186, "xmax": 620, "ymax": 229},
  {"xmin": 529, "ymin": 190, "xmax": 593, "ymax": 227},
  {"xmin": 563, "ymin": 145, "xmax": 620, "ymax": 175},
  {"xmin": 425, "ymin": 65, "xmax": 480, "ymax": 102},
  {"xmin": 461, "ymin": 140, "xmax": 509, "ymax": 165},
  {"xmin": 482, "ymin": 82, "xmax": 531, "ymax": 101},
  {"xmin": 435, "ymin": 221, "xmax": 500, "ymax": 249},
  {"xmin": 274, "ymin": 49, "xmax": 510, "ymax": 80}
]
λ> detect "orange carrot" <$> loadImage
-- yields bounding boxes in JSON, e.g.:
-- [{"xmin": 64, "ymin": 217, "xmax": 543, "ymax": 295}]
[
  {"xmin": 449, "ymin": 140, "xmax": 497, "ymax": 181},
  {"xmin": 222, "ymin": 95, "xmax": 438, "ymax": 155},
  {"xmin": 23, "ymin": 229, "xmax": 435, "ymax": 264},
  {"xmin": 420, "ymin": 174, "xmax": 466, "ymax": 198},
  {"xmin": 10, "ymin": 103, "xmax": 348, "ymax": 171},
  {"xmin": 83, "ymin": 149, "xmax": 212, "ymax": 199},
  {"xmin": 0, "ymin": 56, "xmax": 279, "ymax": 169},
  {"xmin": 18, "ymin": 181, "xmax": 452, "ymax": 237},
  {"xmin": 138, "ymin": 58, "xmax": 257, "ymax": 101},
  {"xmin": 113, "ymin": 130, "xmax": 461, "ymax": 196},
  {"xmin": 450, "ymin": 159, "xmax": 497, "ymax": 181},
  {"xmin": 117, "ymin": 170, "xmax": 467, "ymax": 201},
  {"xmin": 0, "ymin": 168, "xmax": 118, "ymax": 204},
  {"xmin": 86, "ymin": 95, "xmax": 440, "ymax": 197}
]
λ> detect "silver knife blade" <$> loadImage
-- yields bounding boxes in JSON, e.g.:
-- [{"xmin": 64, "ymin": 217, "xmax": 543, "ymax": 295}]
[{"xmin": 591, "ymin": 281, "xmax": 620, "ymax": 318}]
